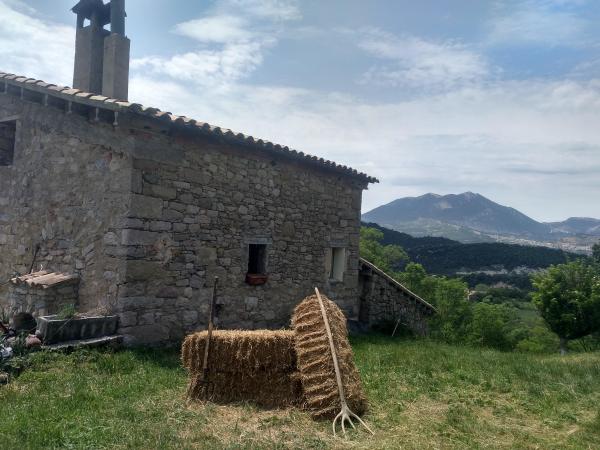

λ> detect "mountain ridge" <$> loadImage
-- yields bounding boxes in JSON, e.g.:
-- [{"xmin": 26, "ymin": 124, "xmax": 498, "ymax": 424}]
[{"xmin": 362, "ymin": 192, "xmax": 599, "ymax": 253}]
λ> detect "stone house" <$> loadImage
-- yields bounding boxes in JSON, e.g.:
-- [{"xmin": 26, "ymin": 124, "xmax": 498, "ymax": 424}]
[{"xmin": 0, "ymin": 0, "xmax": 435, "ymax": 344}]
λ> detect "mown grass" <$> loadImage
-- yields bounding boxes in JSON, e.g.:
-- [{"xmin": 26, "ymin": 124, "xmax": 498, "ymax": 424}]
[{"xmin": 1, "ymin": 336, "xmax": 599, "ymax": 449}]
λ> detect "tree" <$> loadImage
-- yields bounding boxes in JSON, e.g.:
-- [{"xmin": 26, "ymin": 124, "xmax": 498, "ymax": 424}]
[
  {"xmin": 593, "ymin": 242, "xmax": 600, "ymax": 264},
  {"xmin": 467, "ymin": 303, "xmax": 518, "ymax": 351},
  {"xmin": 532, "ymin": 261, "xmax": 600, "ymax": 354},
  {"xmin": 399, "ymin": 264, "xmax": 472, "ymax": 343},
  {"xmin": 359, "ymin": 227, "xmax": 408, "ymax": 275},
  {"xmin": 430, "ymin": 277, "xmax": 472, "ymax": 344}
]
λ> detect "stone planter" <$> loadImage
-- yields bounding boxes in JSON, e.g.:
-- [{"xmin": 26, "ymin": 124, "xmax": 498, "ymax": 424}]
[{"xmin": 37, "ymin": 315, "xmax": 118, "ymax": 345}]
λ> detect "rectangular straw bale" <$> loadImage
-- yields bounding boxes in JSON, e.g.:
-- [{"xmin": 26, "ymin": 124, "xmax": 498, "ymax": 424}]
[
  {"xmin": 182, "ymin": 329, "xmax": 296, "ymax": 374},
  {"xmin": 187, "ymin": 370, "xmax": 303, "ymax": 409}
]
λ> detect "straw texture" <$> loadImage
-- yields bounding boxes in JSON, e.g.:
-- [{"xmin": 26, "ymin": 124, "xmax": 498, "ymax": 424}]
[
  {"xmin": 291, "ymin": 294, "xmax": 368, "ymax": 419},
  {"xmin": 182, "ymin": 329, "xmax": 301, "ymax": 408}
]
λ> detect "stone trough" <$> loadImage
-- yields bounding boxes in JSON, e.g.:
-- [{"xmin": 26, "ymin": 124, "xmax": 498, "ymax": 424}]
[{"xmin": 38, "ymin": 315, "xmax": 119, "ymax": 345}]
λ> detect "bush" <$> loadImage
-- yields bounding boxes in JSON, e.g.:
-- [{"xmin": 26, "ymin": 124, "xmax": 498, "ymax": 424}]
[
  {"xmin": 516, "ymin": 325, "xmax": 560, "ymax": 353},
  {"xmin": 467, "ymin": 303, "xmax": 519, "ymax": 351},
  {"xmin": 532, "ymin": 260, "xmax": 600, "ymax": 353}
]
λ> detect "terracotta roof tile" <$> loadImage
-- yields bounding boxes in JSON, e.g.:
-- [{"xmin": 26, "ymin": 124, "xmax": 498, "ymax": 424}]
[
  {"xmin": 0, "ymin": 71, "xmax": 378, "ymax": 183},
  {"xmin": 11, "ymin": 270, "xmax": 79, "ymax": 289}
]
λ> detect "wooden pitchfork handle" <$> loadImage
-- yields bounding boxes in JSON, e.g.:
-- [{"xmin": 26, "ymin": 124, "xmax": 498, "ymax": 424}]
[
  {"xmin": 201, "ymin": 276, "xmax": 219, "ymax": 385},
  {"xmin": 314, "ymin": 287, "xmax": 374, "ymax": 437}
]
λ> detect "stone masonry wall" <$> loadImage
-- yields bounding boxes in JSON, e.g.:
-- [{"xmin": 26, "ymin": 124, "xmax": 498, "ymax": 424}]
[
  {"xmin": 7, "ymin": 281, "xmax": 79, "ymax": 317},
  {"xmin": 113, "ymin": 124, "xmax": 366, "ymax": 344},
  {"xmin": 358, "ymin": 263, "xmax": 431, "ymax": 336},
  {"xmin": 0, "ymin": 91, "xmax": 367, "ymax": 345},
  {"xmin": 0, "ymin": 94, "xmax": 131, "ymax": 316}
]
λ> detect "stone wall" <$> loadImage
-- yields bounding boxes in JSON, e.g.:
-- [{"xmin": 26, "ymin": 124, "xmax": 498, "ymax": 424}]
[
  {"xmin": 358, "ymin": 260, "xmax": 433, "ymax": 335},
  {"xmin": 7, "ymin": 280, "xmax": 79, "ymax": 318},
  {"xmin": 0, "ymin": 90, "xmax": 368, "ymax": 345},
  {"xmin": 114, "ymin": 123, "xmax": 366, "ymax": 344},
  {"xmin": 0, "ymin": 94, "xmax": 132, "ymax": 316}
]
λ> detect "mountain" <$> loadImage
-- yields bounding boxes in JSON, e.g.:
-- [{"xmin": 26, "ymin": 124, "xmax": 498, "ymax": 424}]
[
  {"xmin": 547, "ymin": 217, "xmax": 600, "ymax": 236},
  {"xmin": 362, "ymin": 193, "xmax": 599, "ymax": 253}
]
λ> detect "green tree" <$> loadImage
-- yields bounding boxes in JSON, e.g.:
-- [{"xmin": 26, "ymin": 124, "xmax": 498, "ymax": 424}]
[
  {"xmin": 467, "ymin": 303, "xmax": 518, "ymax": 350},
  {"xmin": 359, "ymin": 227, "xmax": 408, "ymax": 275},
  {"xmin": 593, "ymin": 242, "xmax": 600, "ymax": 264},
  {"xmin": 430, "ymin": 277, "xmax": 472, "ymax": 344},
  {"xmin": 532, "ymin": 261, "xmax": 600, "ymax": 354}
]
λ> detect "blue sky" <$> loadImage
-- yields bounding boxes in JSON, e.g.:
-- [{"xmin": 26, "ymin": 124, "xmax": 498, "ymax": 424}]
[{"xmin": 1, "ymin": 0, "xmax": 599, "ymax": 221}]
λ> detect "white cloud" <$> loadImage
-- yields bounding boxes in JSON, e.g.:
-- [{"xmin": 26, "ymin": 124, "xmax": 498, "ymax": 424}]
[
  {"xmin": 0, "ymin": 0, "xmax": 74, "ymax": 85},
  {"xmin": 133, "ymin": 0, "xmax": 300, "ymax": 89},
  {"xmin": 221, "ymin": 0, "xmax": 301, "ymax": 21},
  {"xmin": 355, "ymin": 29, "xmax": 489, "ymax": 91},
  {"xmin": 131, "ymin": 41, "xmax": 268, "ymax": 88},
  {"xmin": 175, "ymin": 15, "xmax": 254, "ymax": 44},
  {"xmin": 488, "ymin": 0, "xmax": 589, "ymax": 47}
]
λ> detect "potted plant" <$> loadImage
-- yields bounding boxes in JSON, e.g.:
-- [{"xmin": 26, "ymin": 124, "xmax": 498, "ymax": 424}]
[{"xmin": 245, "ymin": 273, "xmax": 268, "ymax": 286}]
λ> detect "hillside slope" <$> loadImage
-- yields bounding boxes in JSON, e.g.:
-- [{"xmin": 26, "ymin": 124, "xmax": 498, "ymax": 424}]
[{"xmin": 363, "ymin": 222, "xmax": 572, "ymax": 275}]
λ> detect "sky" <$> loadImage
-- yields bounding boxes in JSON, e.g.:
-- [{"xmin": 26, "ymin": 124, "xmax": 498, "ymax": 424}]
[{"xmin": 1, "ymin": 0, "xmax": 599, "ymax": 222}]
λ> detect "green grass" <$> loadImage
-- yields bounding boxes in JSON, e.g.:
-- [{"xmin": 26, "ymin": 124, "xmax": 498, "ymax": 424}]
[{"xmin": 1, "ymin": 337, "xmax": 599, "ymax": 449}]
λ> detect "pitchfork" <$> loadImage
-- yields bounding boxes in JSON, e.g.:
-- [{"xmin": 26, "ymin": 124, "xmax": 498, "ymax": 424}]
[{"xmin": 314, "ymin": 287, "xmax": 375, "ymax": 438}]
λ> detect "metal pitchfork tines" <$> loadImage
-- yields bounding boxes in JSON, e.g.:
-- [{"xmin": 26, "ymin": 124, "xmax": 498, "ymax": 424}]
[{"xmin": 314, "ymin": 287, "xmax": 375, "ymax": 438}]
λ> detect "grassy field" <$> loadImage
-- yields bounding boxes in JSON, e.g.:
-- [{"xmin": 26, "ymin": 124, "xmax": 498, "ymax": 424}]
[{"xmin": 1, "ymin": 336, "xmax": 599, "ymax": 449}]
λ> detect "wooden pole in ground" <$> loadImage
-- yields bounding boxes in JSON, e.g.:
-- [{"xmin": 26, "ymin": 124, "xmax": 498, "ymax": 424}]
[{"xmin": 200, "ymin": 276, "xmax": 219, "ymax": 391}]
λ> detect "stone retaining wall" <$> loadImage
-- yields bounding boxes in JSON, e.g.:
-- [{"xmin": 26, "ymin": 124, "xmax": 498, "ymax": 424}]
[{"xmin": 358, "ymin": 259, "xmax": 433, "ymax": 335}]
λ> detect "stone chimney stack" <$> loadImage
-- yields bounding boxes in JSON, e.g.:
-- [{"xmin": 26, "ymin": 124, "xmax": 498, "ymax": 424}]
[{"xmin": 72, "ymin": 0, "xmax": 130, "ymax": 100}]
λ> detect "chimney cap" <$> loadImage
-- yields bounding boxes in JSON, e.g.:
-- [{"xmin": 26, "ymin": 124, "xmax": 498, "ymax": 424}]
[{"xmin": 72, "ymin": 0, "xmax": 111, "ymax": 26}]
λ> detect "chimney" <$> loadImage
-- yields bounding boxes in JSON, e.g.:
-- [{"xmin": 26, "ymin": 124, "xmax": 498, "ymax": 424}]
[{"xmin": 72, "ymin": 0, "xmax": 130, "ymax": 100}]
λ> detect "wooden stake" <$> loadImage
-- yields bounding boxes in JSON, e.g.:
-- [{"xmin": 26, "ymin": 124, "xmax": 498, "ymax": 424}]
[{"xmin": 200, "ymin": 276, "xmax": 219, "ymax": 387}]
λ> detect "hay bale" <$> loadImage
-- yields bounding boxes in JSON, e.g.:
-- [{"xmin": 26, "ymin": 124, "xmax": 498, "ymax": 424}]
[
  {"xmin": 187, "ymin": 370, "xmax": 303, "ymax": 409},
  {"xmin": 181, "ymin": 329, "xmax": 296, "ymax": 374},
  {"xmin": 182, "ymin": 329, "xmax": 301, "ymax": 409},
  {"xmin": 291, "ymin": 294, "xmax": 368, "ymax": 419}
]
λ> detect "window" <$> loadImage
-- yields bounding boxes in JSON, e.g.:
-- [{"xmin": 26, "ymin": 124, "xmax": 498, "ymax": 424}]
[
  {"xmin": 329, "ymin": 247, "xmax": 346, "ymax": 282},
  {"xmin": 0, "ymin": 120, "xmax": 16, "ymax": 166},
  {"xmin": 246, "ymin": 244, "xmax": 268, "ymax": 285},
  {"xmin": 247, "ymin": 244, "xmax": 267, "ymax": 275}
]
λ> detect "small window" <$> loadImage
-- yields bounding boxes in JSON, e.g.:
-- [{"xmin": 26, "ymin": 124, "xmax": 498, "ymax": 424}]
[
  {"xmin": 246, "ymin": 244, "xmax": 268, "ymax": 285},
  {"xmin": 248, "ymin": 244, "xmax": 267, "ymax": 275},
  {"xmin": 329, "ymin": 247, "xmax": 346, "ymax": 282},
  {"xmin": 0, "ymin": 120, "xmax": 16, "ymax": 166}
]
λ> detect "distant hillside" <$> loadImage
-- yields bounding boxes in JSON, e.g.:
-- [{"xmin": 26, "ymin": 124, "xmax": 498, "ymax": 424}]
[
  {"xmin": 362, "ymin": 192, "xmax": 599, "ymax": 253},
  {"xmin": 363, "ymin": 192, "xmax": 549, "ymax": 238},
  {"xmin": 547, "ymin": 217, "xmax": 600, "ymax": 235},
  {"xmin": 363, "ymin": 222, "xmax": 574, "ymax": 276}
]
